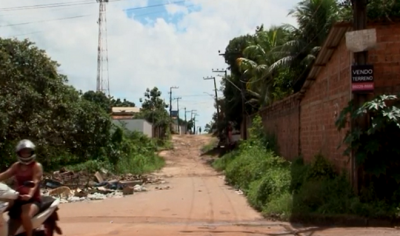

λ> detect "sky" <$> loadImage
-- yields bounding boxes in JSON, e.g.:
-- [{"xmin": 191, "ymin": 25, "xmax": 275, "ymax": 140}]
[{"xmin": 0, "ymin": 0, "xmax": 298, "ymax": 132}]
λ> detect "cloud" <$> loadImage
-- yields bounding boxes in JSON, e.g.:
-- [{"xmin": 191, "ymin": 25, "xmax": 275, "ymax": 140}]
[
  {"xmin": 165, "ymin": 3, "xmax": 189, "ymax": 15},
  {"xmin": 0, "ymin": 0, "xmax": 298, "ymax": 130}
]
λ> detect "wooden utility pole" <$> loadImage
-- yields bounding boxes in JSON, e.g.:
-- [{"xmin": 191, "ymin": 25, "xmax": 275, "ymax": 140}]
[
  {"xmin": 174, "ymin": 97, "xmax": 182, "ymax": 133},
  {"xmin": 351, "ymin": 0, "xmax": 368, "ymax": 194},
  {"xmin": 203, "ymin": 76, "xmax": 220, "ymax": 125},
  {"xmin": 212, "ymin": 68, "xmax": 227, "ymax": 131}
]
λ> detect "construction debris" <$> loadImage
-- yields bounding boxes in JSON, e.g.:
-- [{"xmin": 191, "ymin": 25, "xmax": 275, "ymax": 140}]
[{"xmin": 41, "ymin": 168, "xmax": 168, "ymax": 204}]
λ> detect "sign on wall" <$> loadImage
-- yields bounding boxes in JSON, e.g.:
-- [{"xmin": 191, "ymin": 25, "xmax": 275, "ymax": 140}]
[{"xmin": 351, "ymin": 64, "xmax": 374, "ymax": 92}]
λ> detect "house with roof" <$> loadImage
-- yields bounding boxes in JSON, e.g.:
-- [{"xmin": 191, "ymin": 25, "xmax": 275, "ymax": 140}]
[
  {"xmin": 111, "ymin": 107, "xmax": 141, "ymax": 119},
  {"xmin": 111, "ymin": 106, "xmax": 153, "ymax": 138}
]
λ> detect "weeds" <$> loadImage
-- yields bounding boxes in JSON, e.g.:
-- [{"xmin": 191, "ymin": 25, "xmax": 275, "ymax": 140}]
[
  {"xmin": 212, "ymin": 114, "xmax": 400, "ymax": 223},
  {"xmin": 67, "ymin": 127, "xmax": 165, "ymax": 175}
]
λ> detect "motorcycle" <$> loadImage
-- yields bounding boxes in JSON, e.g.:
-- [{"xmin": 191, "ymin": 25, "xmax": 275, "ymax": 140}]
[{"xmin": 0, "ymin": 181, "xmax": 62, "ymax": 236}]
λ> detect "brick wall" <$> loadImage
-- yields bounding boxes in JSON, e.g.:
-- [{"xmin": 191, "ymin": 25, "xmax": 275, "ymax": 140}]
[
  {"xmin": 259, "ymin": 94, "xmax": 301, "ymax": 160},
  {"xmin": 256, "ymin": 21, "xmax": 400, "ymax": 172},
  {"xmin": 300, "ymin": 21, "xmax": 400, "ymax": 171},
  {"xmin": 368, "ymin": 22, "xmax": 400, "ymax": 94},
  {"xmin": 300, "ymin": 37, "xmax": 352, "ymax": 172}
]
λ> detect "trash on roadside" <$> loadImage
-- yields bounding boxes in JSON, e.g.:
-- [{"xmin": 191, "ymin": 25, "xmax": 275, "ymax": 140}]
[{"xmin": 41, "ymin": 169, "xmax": 165, "ymax": 203}]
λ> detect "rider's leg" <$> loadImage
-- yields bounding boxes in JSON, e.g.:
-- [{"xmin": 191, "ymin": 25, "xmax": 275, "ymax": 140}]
[
  {"xmin": 7, "ymin": 200, "xmax": 21, "ymax": 236},
  {"xmin": 20, "ymin": 203, "xmax": 39, "ymax": 236}
]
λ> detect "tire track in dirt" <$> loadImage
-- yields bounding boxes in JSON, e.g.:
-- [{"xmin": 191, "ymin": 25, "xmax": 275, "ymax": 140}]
[
  {"xmin": 182, "ymin": 176, "xmax": 196, "ymax": 232},
  {"xmin": 200, "ymin": 177, "xmax": 215, "ymax": 224},
  {"xmin": 216, "ymin": 177, "xmax": 240, "ymax": 222}
]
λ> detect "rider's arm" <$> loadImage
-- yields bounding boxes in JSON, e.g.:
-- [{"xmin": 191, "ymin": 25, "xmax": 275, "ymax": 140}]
[
  {"xmin": 27, "ymin": 163, "xmax": 43, "ymax": 198},
  {"xmin": 0, "ymin": 163, "xmax": 17, "ymax": 182}
]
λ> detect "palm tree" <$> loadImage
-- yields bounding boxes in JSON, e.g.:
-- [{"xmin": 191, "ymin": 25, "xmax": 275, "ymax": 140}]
[
  {"xmin": 236, "ymin": 25, "xmax": 290, "ymax": 106},
  {"xmin": 269, "ymin": 0, "xmax": 339, "ymax": 90}
]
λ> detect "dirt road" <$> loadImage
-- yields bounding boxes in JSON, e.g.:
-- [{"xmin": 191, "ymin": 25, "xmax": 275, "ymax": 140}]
[
  {"xmin": 59, "ymin": 135, "xmax": 294, "ymax": 236},
  {"xmin": 58, "ymin": 135, "xmax": 399, "ymax": 236}
]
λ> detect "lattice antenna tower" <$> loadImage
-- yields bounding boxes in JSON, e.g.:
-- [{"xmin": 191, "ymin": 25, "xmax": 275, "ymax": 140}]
[{"xmin": 96, "ymin": 0, "xmax": 110, "ymax": 96}]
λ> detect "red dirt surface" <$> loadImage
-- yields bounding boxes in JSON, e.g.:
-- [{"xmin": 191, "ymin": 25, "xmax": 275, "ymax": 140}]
[{"xmin": 58, "ymin": 135, "xmax": 399, "ymax": 236}]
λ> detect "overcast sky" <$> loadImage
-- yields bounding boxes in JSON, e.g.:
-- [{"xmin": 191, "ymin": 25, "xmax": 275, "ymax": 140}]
[{"xmin": 1, "ymin": 0, "xmax": 298, "ymax": 131}]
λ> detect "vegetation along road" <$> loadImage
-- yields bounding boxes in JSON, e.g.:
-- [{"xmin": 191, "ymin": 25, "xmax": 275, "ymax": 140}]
[{"xmin": 58, "ymin": 135, "xmax": 399, "ymax": 236}]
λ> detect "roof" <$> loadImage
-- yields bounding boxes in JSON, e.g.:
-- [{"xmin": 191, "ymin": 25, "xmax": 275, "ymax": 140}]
[
  {"xmin": 111, "ymin": 107, "xmax": 141, "ymax": 113},
  {"xmin": 299, "ymin": 22, "xmax": 352, "ymax": 96}
]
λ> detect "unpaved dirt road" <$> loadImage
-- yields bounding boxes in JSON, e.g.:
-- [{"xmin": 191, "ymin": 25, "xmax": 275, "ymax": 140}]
[{"xmin": 59, "ymin": 135, "xmax": 399, "ymax": 236}]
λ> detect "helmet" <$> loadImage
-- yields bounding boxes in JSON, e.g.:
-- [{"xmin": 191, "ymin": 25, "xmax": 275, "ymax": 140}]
[{"xmin": 15, "ymin": 139, "xmax": 36, "ymax": 165}]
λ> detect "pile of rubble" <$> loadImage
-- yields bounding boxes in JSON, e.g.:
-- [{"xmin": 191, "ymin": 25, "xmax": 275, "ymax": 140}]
[{"xmin": 40, "ymin": 168, "xmax": 170, "ymax": 204}]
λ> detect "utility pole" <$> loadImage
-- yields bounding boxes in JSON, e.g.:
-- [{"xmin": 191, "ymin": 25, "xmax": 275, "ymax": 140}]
[
  {"xmin": 212, "ymin": 68, "xmax": 227, "ymax": 81},
  {"xmin": 351, "ymin": 0, "xmax": 368, "ymax": 194},
  {"xmin": 203, "ymin": 76, "xmax": 220, "ymax": 124},
  {"xmin": 174, "ymin": 97, "xmax": 182, "ymax": 134},
  {"xmin": 169, "ymin": 86, "xmax": 178, "ymax": 118},
  {"xmin": 187, "ymin": 109, "xmax": 194, "ymax": 134},
  {"xmin": 212, "ymin": 68, "xmax": 227, "ymax": 137},
  {"xmin": 184, "ymin": 107, "xmax": 187, "ymax": 134},
  {"xmin": 193, "ymin": 113, "xmax": 198, "ymax": 135},
  {"xmin": 217, "ymin": 50, "xmax": 248, "ymax": 140},
  {"xmin": 190, "ymin": 110, "xmax": 197, "ymax": 134},
  {"xmin": 184, "ymin": 107, "xmax": 187, "ymax": 123}
]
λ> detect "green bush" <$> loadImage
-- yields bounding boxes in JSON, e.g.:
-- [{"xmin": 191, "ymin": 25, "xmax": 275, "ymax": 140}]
[
  {"xmin": 247, "ymin": 167, "xmax": 291, "ymax": 211},
  {"xmin": 66, "ymin": 128, "xmax": 164, "ymax": 175},
  {"xmin": 212, "ymin": 114, "xmax": 400, "ymax": 222}
]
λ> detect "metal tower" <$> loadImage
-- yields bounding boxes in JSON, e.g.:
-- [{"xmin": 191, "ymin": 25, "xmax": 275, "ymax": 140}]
[{"xmin": 96, "ymin": 0, "xmax": 110, "ymax": 96}]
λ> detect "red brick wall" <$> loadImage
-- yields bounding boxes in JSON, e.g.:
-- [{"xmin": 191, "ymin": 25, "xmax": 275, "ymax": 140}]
[
  {"xmin": 299, "ymin": 22, "xmax": 400, "ymax": 171},
  {"xmin": 257, "ymin": 21, "xmax": 400, "ymax": 172},
  {"xmin": 368, "ymin": 22, "xmax": 400, "ymax": 94},
  {"xmin": 300, "ymin": 37, "xmax": 352, "ymax": 172},
  {"xmin": 259, "ymin": 94, "xmax": 301, "ymax": 160}
]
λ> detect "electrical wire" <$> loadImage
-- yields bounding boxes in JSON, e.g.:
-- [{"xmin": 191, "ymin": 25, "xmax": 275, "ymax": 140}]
[
  {"xmin": 3, "ymin": 8, "xmax": 196, "ymax": 38},
  {"xmin": 3, "ymin": 4, "xmax": 196, "ymax": 38},
  {"xmin": 0, "ymin": 0, "xmax": 190, "ymax": 28},
  {"xmin": 0, "ymin": 0, "xmax": 130, "ymax": 12},
  {"xmin": 0, "ymin": 1, "xmax": 93, "ymax": 12}
]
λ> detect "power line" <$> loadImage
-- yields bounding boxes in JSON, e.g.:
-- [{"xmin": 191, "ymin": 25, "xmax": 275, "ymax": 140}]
[
  {"xmin": 4, "ymin": 6, "xmax": 195, "ymax": 37},
  {"xmin": 0, "ymin": 0, "xmax": 126, "ymax": 12},
  {"xmin": 123, "ymin": 1, "xmax": 186, "ymax": 12},
  {"xmin": 0, "ymin": 1, "xmax": 93, "ymax": 12},
  {"xmin": 0, "ymin": 15, "xmax": 91, "ymax": 28},
  {"xmin": 0, "ymin": 0, "xmax": 189, "ymax": 28}
]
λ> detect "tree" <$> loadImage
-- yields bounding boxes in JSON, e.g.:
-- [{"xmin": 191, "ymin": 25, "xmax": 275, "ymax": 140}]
[
  {"xmin": 0, "ymin": 38, "xmax": 112, "ymax": 169},
  {"xmin": 338, "ymin": 0, "xmax": 400, "ymax": 21},
  {"xmin": 137, "ymin": 87, "xmax": 171, "ymax": 138},
  {"xmin": 220, "ymin": 0, "xmax": 340, "ymax": 120},
  {"xmin": 82, "ymin": 90, "xmax": 136, "ymax": 113},
  {"xmin": 82, "ymin": 90, "xmax": 111, "ymax": 112},
  {"xmin": 237, "ymin": 25, "xmax": 292, "ymax": 105},
  {"xmin": 139, "ymin": 87, "xmax": 168, "ymax": 111},
  {"xmin": 111, "ymin": 98, "xmax": 135, "ymax": 107},
  {"xmin": 204, "ymin": 123, "xmax": 213, "ymax": 134}
]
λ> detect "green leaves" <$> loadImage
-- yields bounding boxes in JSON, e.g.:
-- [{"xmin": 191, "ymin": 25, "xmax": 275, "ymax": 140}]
[
  {"xmin": 0, "ymin": 38, "xmax": 113, "ymax": 169},
  {"xmin": 335, "ymin": 94, "xmax": 400, "ymax": 183},
  {"xmin": 137, "ymin": 87, "xmax": 171, "ymax": 138}
]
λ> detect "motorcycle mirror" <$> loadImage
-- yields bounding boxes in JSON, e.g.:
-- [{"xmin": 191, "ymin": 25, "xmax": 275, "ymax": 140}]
[{"xmin": 23, "ymin": 181, "xmax": 35, "ymax": 188}]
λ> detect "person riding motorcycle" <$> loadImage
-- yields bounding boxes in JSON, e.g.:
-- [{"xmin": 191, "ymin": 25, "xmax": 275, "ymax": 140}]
[{"xmin": 0, "ymin": 139, "xmax": 43, "ymax": 236}]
